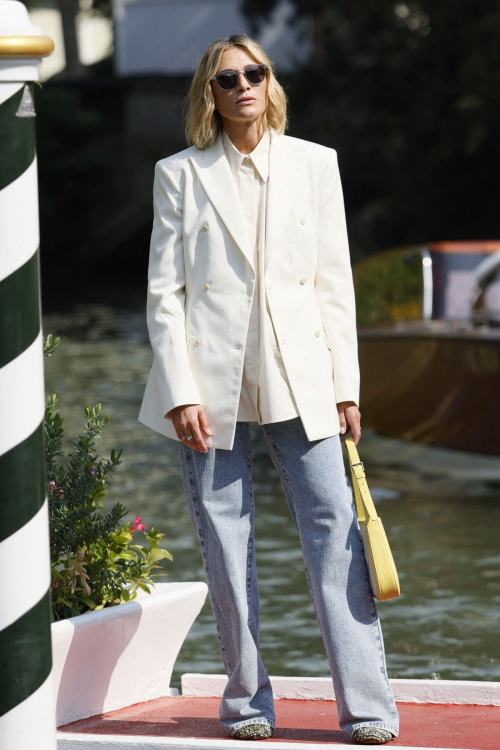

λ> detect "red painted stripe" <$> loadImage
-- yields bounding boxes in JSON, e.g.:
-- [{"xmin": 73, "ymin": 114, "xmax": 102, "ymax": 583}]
[{"xmin": 58, "ymin": 696, "xmax": 500, "ymax": 750}]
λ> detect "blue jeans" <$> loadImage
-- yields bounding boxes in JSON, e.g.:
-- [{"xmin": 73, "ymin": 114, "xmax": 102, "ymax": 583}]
[{"xmin": 178, "ymin": 417, "xmax": 399, "ymax": 739}]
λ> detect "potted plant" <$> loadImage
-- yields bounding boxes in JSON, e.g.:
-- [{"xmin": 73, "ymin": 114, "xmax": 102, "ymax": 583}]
[{"xmin": 44, "ymin": 335, "xmax": 207, "ymax": 726}]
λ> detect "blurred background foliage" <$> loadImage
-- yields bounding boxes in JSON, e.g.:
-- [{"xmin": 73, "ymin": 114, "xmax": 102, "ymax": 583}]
[
  {"xmin": 354, "ymin": 250, "xmax": 423, "ymax": 327},
  {"xmin": 243, "ymin": 0, "xmax": 500, "ymax": 257},
  {"xmin": 31, "ymin": 0, "xmax": 499, "ymax": 303}
]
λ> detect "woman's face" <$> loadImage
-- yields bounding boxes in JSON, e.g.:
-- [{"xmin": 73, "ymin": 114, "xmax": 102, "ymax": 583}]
[{"xmin": 210, "ymin": 46, "xmax": 268, "ymax": 127}]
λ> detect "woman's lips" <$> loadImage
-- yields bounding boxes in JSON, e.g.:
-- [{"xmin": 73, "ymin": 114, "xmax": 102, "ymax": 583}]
[{"xmin": 237, "ymin": 98, "xmax": 256, "ymax": 105}]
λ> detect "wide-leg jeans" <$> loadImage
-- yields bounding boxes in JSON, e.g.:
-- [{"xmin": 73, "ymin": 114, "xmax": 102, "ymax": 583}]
[{"xmin": 178, "ymin": 416, "xmax": 399, "ymax": 739}]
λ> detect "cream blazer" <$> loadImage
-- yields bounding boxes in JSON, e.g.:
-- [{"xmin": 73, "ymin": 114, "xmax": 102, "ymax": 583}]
[{"xmin": 138, "ymin": 127, "xmax": 360, "ymax": 450}]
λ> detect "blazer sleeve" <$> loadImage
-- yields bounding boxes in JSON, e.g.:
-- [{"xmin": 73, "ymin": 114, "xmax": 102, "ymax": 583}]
[
  {"xmin": 146, "ymin": 160, "xmax": 202, "ymax": 418},
  {"xmin": 315, "ymin": 149, "xmax": 360, "ymax": 407}
]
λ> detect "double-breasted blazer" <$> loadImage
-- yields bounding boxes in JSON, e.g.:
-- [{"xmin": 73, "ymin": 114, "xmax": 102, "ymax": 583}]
[{"xmin": 138, "ymin": 126, "xmax": 360, "ymax": 450}]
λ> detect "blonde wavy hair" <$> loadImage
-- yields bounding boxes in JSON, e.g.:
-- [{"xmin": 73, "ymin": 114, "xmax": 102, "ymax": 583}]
[{"xmin": 184, "ymin": 34, "xmax": 288, "ymax": 150}]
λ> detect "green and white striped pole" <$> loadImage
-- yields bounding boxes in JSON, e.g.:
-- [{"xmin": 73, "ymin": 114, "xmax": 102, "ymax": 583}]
[{"xmin": 0, "ymin": 2, "xmax": 55, "ymax": 748}]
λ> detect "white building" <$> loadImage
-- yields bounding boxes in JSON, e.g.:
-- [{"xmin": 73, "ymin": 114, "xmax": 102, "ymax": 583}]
[
  {"xmin": 28, "ymin": 0, "xmax": 310, "ymax": 81},
  {"xmin": 111, "ymin": 0, "xmax": 310, "ymax": 77}
]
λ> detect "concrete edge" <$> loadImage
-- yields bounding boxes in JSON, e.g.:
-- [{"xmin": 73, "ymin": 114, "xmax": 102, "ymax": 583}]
[
  {"xmin": 56, "ymin": 733, "xmax": 474, "ymax": 750},
  {"xmin": 51, "ymin": 582, "xmax": 208, "ymax": 635},
  {"xmin": 181, "ymin": 674, "xmax": 500, "ymax": 706}
]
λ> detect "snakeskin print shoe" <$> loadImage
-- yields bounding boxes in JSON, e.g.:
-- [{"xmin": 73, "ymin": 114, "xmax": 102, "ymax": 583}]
[
  {"xmin": 352, "ymin": 727, "xmax": 393, "ymax": 744},
  {"xmin": 233, "ymin": 722, "xmax": 274, "ymax": 740}
]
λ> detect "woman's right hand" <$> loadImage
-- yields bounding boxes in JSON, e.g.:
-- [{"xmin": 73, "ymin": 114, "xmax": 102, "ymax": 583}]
[{"xmin": 165, "ymin": 404, "xmax": 212, "ymax": 453}]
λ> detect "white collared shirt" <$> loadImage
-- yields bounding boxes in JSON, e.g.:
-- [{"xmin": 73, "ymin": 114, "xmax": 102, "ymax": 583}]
[{"xmin": 221, "ymin": 127, "xmax": 300, "ymax": 424}]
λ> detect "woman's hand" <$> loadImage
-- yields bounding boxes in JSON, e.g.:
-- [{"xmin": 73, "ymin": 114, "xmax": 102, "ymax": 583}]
[
  {"xmin": 165, "ymin": 404, "xmax": 212, "ymax": 453},
  {"xmin": 337, "ymin": 401, "xmax": 361, "ymax": 445}
]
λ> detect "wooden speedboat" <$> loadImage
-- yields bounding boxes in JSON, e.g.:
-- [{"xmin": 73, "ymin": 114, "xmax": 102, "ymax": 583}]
[{"xmin": 354, "ymin": 241, "xmax": 500, "ymax": 455}]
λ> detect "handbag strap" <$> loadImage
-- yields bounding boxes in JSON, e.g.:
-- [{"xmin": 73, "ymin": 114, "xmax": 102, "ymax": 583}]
[{"xmin": 344, "ymin": 437, "xmax": 378, "ymax": 523}]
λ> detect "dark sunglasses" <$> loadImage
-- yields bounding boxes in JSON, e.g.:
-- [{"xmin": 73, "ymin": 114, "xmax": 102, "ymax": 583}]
[{"xmin": 211, "ymin": 64, "xmax": 268, "ymax": 91}]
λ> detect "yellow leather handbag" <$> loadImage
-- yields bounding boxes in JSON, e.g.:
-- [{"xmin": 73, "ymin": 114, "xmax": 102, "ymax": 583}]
[{"xmin": 344, "ymin": 437, "xmax": 400, "ymax": 601}]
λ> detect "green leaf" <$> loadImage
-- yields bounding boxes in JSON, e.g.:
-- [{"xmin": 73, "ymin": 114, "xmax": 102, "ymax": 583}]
[
  {"xmin": 115, "ymin": 533, "xmax": 132, "ymax": 544},
  {"xmin": 79, "ymin": 596, "xmax": 96, "ymax": 609},
  {"xmin": 150, "ymin": 548, "xmax": 173, "ymax": 562}
]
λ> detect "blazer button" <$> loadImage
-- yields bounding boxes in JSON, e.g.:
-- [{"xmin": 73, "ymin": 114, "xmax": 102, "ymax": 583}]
[
  {"xmin": 315, "ymin": 330, "xmax": 321, "ymax": 337},
  {"xmin": 204, "ymin": 283, "xmax": 210, "ymax": 290},
  {"xmin": 300, "ymin": 218, "xmax": 306, "ymax": 224},
  {"xmin": 300, "ymin": 277, "xmax": 307, "ymax": 284},
  {"xmin": 202, "ymin": 223, "xmax": 208, "ymax": 231},
  {"xmin": 195, "ymin": 339, "xmax": 201, "ymax": 345}
]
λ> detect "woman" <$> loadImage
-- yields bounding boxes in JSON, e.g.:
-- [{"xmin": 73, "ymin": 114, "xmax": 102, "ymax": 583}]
[{"xmin": 138, "ymin": 34, "xmax": 399, "ymax": 746}]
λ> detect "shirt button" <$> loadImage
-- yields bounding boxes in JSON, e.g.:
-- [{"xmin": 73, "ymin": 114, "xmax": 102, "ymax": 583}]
[
  {"xmin": 249, "ymin": 326, "xmax": 255, "ymax": 331},
  {"xmin": 300, "ymin": 277, "xmax": 307, "ymax": 284},
  {"xmin": 250, "ymin": 364, "xmax": 255, "ymax": 369},
  {"xmin": 315, "ymin": 330, "xmax": 321, "ymax": 337},
  {"xmin": 195, "ymin": 339, "xmax": 201, "ymax": 345},
  {"xmin": 245, "ymin": 175, "xmax": 251, "ymax": 181},
  {"xmin": 246, "ymin": 212, "xmax": 252, "ymax": 217},
  {"xmin": 300, "ymin": 218, "xmax": 306, "ymax": 225},
  {"xmin": 204, "ymin": 283, "xmax": 210, "ymax": 290},
  {"xmin": 202, "ymin": 223, "xmax": 208, "ymax": 231}
]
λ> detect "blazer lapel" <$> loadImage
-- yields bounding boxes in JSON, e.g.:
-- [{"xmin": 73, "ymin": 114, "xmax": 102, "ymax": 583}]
[
  {"xmin": 265, "ymin": 130, "xmax": 304, "ymax": 277},
  {"xmin": 189, "ymin": 133, "xmax": 255, "ymax": 273}
]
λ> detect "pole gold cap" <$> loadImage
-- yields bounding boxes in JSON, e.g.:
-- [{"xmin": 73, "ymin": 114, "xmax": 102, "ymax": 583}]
[{"xmin": 0, "ymin": 35, "xmax": 54, "ymax": 57}]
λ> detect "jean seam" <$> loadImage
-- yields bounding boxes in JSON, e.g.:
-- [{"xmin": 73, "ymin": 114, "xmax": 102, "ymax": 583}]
[
  {"xmin": 262, "ymin": 427, "xmax": 296, "ymax": 508},
  {"xmin": 374, "ymin": 601, "xmax": 399, "ymax": 720},
  {"xmin": 355, "ymin": 518, "xmax": 398, "ymax": 723},
  {"xmin": 246, "ymin": 431, "xmax": 255, "ymax": 624},
  {"xmin": 246, "ymin": 430, "xmax": 275, "ymax": 714},
  {"xmin": 261, "ymin": 427, "xmax": 324, "ymax": 630},
  {"xmin": 179, "ymin": 444, "xmax": 232, "ymax": 674}
]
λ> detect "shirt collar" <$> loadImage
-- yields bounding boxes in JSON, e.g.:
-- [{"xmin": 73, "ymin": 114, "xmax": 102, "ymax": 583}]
[{"xmin": 222, "ymin": 127, "xmax": 270, "ymax": 182}]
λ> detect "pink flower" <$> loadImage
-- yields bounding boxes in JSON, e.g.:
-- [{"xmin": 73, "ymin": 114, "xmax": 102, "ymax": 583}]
[
  {"xmin": 49, "ymin": 481, "xmax": 64, "ymax": 498},
  {"xmin": 129, "ymin": 515, "xmax": 146, "ymax": 533}
]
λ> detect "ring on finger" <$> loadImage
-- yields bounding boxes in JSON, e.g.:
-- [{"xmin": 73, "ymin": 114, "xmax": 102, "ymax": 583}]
[{"xmin": 180, "ymin": 434, "xmax": 193, "ymax": 441}]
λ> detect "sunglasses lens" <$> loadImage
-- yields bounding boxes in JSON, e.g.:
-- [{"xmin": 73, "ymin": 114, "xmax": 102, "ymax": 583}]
[
  {"xmin": 246, "ymin": 65, "xmax": 266, "ymax": 83},
  {"xmin": 217, "ymin": 71, "xmax": 237, "ymax": 90},
  {"xmin": 214, "ymin": 65, "xmax": 266, "ymax": 89}
]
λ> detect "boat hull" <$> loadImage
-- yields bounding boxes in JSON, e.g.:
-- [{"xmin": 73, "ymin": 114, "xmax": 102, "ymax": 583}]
[{"xmin": 358, "ymin": 327, "xmax": 500, "ymax": 455}]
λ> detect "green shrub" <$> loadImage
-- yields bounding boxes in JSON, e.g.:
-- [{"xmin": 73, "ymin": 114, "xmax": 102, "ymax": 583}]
[{"xmin": 44, "ymin": 334, "xmax": 172, "ymax": 622}]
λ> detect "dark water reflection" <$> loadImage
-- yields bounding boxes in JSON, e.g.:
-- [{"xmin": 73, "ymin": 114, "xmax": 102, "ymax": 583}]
[{"xmin": 42, "ymin": 302, "xmax": 500, "ymax": 686}]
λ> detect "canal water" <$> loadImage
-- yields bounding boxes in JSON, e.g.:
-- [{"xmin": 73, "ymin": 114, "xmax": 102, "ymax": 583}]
[{"xmin": 42, "ymin": 299, "xmax": 500, "ymax": 688}]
